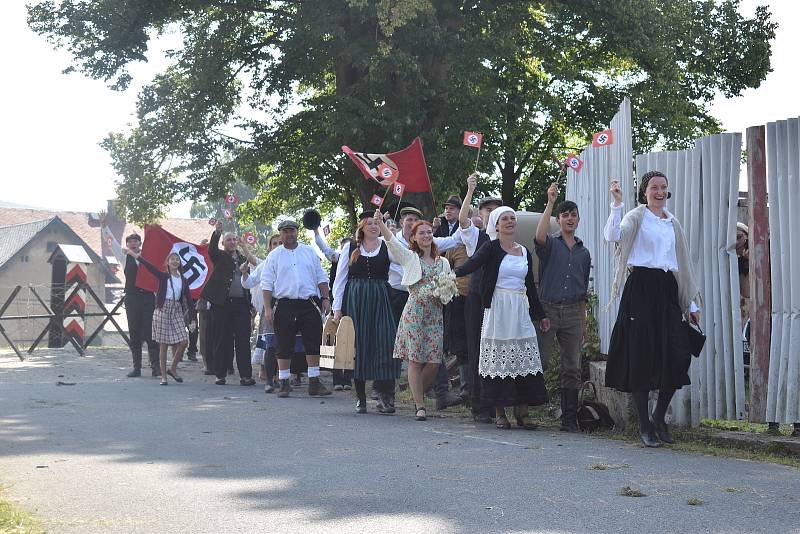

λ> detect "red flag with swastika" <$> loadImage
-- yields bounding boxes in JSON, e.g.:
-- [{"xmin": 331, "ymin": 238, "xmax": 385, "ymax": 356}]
[
  {"xmin": 592, "ymin": 129, "xmax": 614, "ymax": 147},
  {"xmin": 136, "ymin": 225, "xmax": 213, "ymax": 299},
  {"xmin": 342, "ymin": 137, "xmax": 432, "ymax": 193},
  {"xmin": 392, "ymin": 182, "xmax": 405, "ymax": 197},
  {"xmin": 463, "ymin": 131, "xmax": 482, "ymax": 148}
]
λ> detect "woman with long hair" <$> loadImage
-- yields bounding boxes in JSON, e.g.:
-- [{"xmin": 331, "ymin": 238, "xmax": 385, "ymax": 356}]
[
  {"xmin": 604, "ymin": 172, "xmax": 701, "ymax": 447},
  {"xmin": 455, "ymin": 206, "xmax": 550, "ymax": 430},
  {"xmin": 376, "ymin": 211, "xmax": 452, "ymax": 421},
  {"xmin": 332, "ymin": 214, "xmax": 400, "ymax": 414},
  {"xmin": 125, "ymin": 249, "xmax": 196, "ymax": 386}
]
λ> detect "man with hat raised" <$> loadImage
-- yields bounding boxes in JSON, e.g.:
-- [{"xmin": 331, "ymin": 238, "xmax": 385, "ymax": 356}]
[
  {"xmin": 435, "ymin": 195, "xmax": 463, "ymax": 238},
  {"xmin": 261, "ymin": 219, "xmax": 332, "ymax": 397}
]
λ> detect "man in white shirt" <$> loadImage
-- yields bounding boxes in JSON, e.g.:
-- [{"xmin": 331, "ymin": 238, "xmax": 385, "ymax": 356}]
[{"xmin": 261, "ymin": 219, "xmax": 332, "ymax": 397}]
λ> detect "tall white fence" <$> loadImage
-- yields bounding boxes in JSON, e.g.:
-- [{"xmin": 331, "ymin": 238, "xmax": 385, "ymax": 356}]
[
  {"xmin": 565, "ymin": 98, "xmax": 634, "ymax": 354},
  {"xmin": 766, "ymin": 118, "xmax": 800, "ymax": 424}
]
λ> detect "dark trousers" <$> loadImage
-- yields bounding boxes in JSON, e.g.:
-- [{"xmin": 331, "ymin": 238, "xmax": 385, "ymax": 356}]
[
  {"xmin": 536, "ymin": 302, "xmax": 584, "ymax": 390},
  {"xmin": 386, "ymin": 287, "xmax": 411, "ymax": 395},
  {"xmin": 465, "ymin": 291, "xmax": 488, "ymax": 415},
  {"xmin": 211, "ymin": 298, "xmax": 253, "ymax": 380},
  {"xmin": 187, "ymin": 325, "xmax": 198, "ymax": 356},
  {"xmin": 200, "ymin": 310, "xmax": 214, "ymax": 370},
  {"xmin": 125, "ymin": 289, "xmax": 159, "ymax": 370}
]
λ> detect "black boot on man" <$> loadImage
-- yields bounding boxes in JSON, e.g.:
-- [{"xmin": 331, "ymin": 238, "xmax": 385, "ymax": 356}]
[{"xmin": 560, "ymin": 389, "xmax": 580, "ymax": 432}]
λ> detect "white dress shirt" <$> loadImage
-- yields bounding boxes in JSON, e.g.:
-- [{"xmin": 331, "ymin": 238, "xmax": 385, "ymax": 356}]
[
  {"xmin": 388, "ymin": 226, "xmax": 468, "ymax": 291},
  {"xmin": 242, "ymin": 258, "xmax": 266, "ymax": 312},
  {"xmin": 260, "ymin": 243, "xmax": 328, "ymax": 299},
  {"xmin": 313, "ymin": 232, "xmax": 339, "ymax": 262},
  {"xmin": 165, "ymin": 274, "xmax": 183, "ymax": 300},
  {"xmin": 605, "ymin": 203, "xmax": 698, "ymax": 311}
]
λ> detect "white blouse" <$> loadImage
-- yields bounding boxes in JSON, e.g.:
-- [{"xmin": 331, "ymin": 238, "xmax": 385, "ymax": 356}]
[
  {"xmin": 166, "ymin": 274, "xmax": 183, "ymax": 301},
  {"xmin": 496, "ymin": 252, "xmax": 528, "ymax": 291},
  {"xmin": 332, "ymin": 240, "xmax": 396, "ymax": 312},
  {"xmin": 604, "ymin": 203, "xmax": 698, "ymax": 312}
]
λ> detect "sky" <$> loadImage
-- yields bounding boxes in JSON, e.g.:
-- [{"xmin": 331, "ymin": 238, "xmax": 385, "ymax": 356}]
[{"xmin": 0, "ymin": 1, "xmax": 797, "ymax": 218}]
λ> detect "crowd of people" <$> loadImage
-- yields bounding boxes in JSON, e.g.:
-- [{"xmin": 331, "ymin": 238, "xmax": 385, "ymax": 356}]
[{"xmin": 104, "ymin": 170, "xmax": 718, "ymax": 447}]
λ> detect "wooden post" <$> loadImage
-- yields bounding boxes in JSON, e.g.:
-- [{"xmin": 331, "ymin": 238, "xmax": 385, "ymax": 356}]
[{"xmin": 746, "ymin": 125, "xmax": 770, "ymax": 422}]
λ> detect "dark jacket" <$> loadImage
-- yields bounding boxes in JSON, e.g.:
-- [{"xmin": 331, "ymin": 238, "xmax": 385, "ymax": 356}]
[
  {"xmin": 137, "ymin": 256, "xmax": 196, "ymax": 320},
  {"xmin": 454, "ymin": 239, "xmax": 546, "ymax": 322},
  {"xmin": 199, "ymin": 230, "xmax": 251, "ymax": 307},
  {"xmin": 434, "ymin": 216, "xmax": 459, "ymax": 238}
]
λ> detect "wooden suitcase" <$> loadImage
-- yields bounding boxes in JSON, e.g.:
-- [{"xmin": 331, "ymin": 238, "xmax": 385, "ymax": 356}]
[{"xmin": 319, "ymin": 316, "xmax": 355, "ymax": 370}]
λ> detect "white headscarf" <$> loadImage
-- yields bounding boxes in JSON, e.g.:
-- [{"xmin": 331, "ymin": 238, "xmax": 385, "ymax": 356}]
[{"xmin": 487, "ymin": 206, "xmax": 514, "ymax": 241}]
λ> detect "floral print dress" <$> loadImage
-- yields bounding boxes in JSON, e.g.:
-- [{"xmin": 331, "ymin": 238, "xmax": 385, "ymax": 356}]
[{"xmin": 393, "ymin": 260, "xmax": 444, "ymax": 364}]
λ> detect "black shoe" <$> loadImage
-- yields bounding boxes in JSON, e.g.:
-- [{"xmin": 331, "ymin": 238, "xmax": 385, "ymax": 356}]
[
  {"xmin": 640, "ymin": 429, "xmax": 662, "ymax": 448},
  {"xmin": 650, "ymin": 417, "xmax": 675, "ymax": 444},
  {"xmin": 277, "ymin": 379, "xmax": 291, "ymax": 398},
  {"xmin": 215, "ymin": 378, "xmax": 226, "ymax": 385},
  {"xmin": 370, "ymin": 387, "xmax": 380, "ymax": 400},
  {"xmin": 377, "ymin": 394, "xmax": 396, "ymax": 415},
  {"xmin": 127, "ymin": 368, "xmax": 141, "ymax": 378},
  {"xmin": 473, "ymin": 414, "xmax": 493, "ymax": 424},
  {"xmin": 203, "ymin": 370, "xmax": 215, "ymax": 376},
  {"xmin": 292, "ymin": 375, "xmax": 303, "ymax": 387},
  {"xmin": 240, "ymin": 378, "xmax": 256, "ymax": 386},
  {"xmin": 187, "ymin": 353, "xmax": 198, "ymax": 362},
  {"xmin": 166, "ymin": 370, "xmax": 183, "ymax": 383},
  {"xmin": 436, "ymin": 392, "xmax": 463, "ymax": 410},
  {"xmin": 152, "ymin": 367, "xmax": 162, "ymax": 377},
  {"xmin": 356, "ymin": 397, "xmax": 367, "ymax": 414}
]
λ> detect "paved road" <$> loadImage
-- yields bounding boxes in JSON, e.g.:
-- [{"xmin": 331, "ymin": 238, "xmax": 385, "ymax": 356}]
[{"xmin": 1, "ymin": 348, "xmax": 798, "ymax": 533}]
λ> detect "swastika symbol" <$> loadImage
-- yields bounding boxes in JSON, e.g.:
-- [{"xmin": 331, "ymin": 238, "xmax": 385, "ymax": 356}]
[{"xmin": 468, "ymin": 135, "xmax": 478, "ymax": 145}]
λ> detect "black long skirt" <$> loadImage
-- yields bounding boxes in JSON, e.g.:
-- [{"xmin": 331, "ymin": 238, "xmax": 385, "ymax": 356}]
[
  {"xmin": 343, "ymin": 278, "xmax": 400, "ymax": 381},
  {"xmin": 606, "ymin": 267, "xmax": 692, "ymax": 393}
]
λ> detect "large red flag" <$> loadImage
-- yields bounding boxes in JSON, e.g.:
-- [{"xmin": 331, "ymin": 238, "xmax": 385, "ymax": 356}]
[
  {"xmin": 136, "ymin": 225, "xmax": 213, "ymax": 299},
  {"xmin": 342, "ymin": 137, "xmax": 432, "ymax": 193}
]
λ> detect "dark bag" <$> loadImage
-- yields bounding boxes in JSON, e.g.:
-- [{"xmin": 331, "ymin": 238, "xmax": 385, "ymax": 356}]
[
  {"xmin": 577, "ymin": 381, "xmax": 615, "ymax": 432},
  {"xmin": 684, "ymin": 321, "xmax": 706, "ymax": 357}
]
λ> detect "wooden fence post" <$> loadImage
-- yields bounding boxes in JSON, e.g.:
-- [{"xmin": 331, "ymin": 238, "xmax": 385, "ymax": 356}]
[{"xmin": 746, "ymin": 125, "xmax": 770, "ymax": 422}]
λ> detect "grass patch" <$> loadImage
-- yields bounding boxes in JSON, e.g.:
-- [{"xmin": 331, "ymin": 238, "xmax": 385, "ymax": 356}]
[
  {"xmin": 0, "ymin": 488, "xmax": 41, "ymax": 534},
  {"xmin": 588, "ymin": 463, "xmax": 631, "ymax": 470},
  {"xmin": 722, "ymin": 487, "xmax": 741, "ymax": 493},
  {"xmin": 700, "ymin": 419, "xmax": 796, "ymax": 435},
  {"xmin": 686, "ymin": 498, "xmax": 704, "ymax": 506},
  {"xmin": 669, "ymin": 440, "xmax": 800, "ymax": 469},
  {"xmin": 618, "ymin": 486, "xmax": 647, "ymax": 497}
]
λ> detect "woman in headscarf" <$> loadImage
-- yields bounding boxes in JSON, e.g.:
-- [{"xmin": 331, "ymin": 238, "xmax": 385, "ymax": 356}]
[{"xmin": 455, "ymin": 206, "xmax": 550, "ymax": 430}]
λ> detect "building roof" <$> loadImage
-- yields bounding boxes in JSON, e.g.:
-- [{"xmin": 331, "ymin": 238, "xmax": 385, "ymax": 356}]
[
  {"xmin": 0, "ymin": 217, "xmax": 104, "ymax": 273},
  {"xmin": 0, "ymin": 207, "xmax": 212, "ymax": 261},
  {"xmin": 50, "ymin": 244, "xmax": 93, "ymax": 264},
  {"xmin": 0, "ymin": 218, "xmax": 52, "ymax": 268}
]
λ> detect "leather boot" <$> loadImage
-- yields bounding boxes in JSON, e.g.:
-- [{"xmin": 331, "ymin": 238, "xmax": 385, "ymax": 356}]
[
  {"xmin": 560, "ymin": 389, "xmax": 580, "ymax": 432},
  {"xmin": 308, "ymin": 377, "xmax": 331, "ymax": 396},
  {"xmin": 436, "ymin": 391, "xmax": 463, "ymax": 410},
  {"xmin": 377, "ymin": 393, "xmax": 395, "ymax": 415},
  {"xmin": 277, "ymin": 379, "xmax": 291, "ymax": 398}
]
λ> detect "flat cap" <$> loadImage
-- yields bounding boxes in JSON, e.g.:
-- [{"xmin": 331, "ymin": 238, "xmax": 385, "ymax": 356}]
[
  {"xmin": 477, "ymin": 196, "xmax": 503, "ymax": 210},
  {"xmin": 277, "ymin": 219, "xmax": 299, "ymax": 231},
  {"xmin": 399, "ymin": 206, "xmax": 424, "ymax": 219}
]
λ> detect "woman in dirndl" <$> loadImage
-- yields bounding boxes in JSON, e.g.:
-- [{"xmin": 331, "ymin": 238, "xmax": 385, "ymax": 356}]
[
  {"xmin": 376, "ymin": 211, "xmax": 452, "ymax": 422},
  {"xmin": 455, "ymin": 207, "xmax": 550, "ymax": 430},
  {"xmin": 604, "ymin": 172, "xmax": 701, "ymax": 447},
  {"xmin": 332, "ymin": 212, "xmax": 400, "ymax": 415},
  {"xmin": 127, "ymin": 249, "xmax": 196, "ymax": 385}
]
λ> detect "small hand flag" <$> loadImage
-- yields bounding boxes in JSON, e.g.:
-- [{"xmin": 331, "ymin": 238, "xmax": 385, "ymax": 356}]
[
  {"xmin": 370, "ymin": 194, "xmax": 384, "ymax": 208},
  {"xmin": 463, "ymin": 131, "xmax": 482, "ymax": 148},
  {"xmin": 564, "ymin": 153, "xmax": 584, "ymax": 173},
  {"xmin": 392, "ymin": 182, "xmax": 406, "ymax": 197},
  {"xmin": 591, "ymin": 129, "xmax": 613, "ymax": 148},
  {"xmin": 243, "ymin": 232, "xmax": 256, "ymax": 245},
  {"xmin": 323, "ymin": 225, "xmax": 331, "ymax": 237},
  {"xmin": 223, "ymin": 208, "xmax": 233, "ymax": 219},
  {"xmin": 208, "ymin": 218, "xmax": 218, "ymax": 226},
  {"xmin": 377, "ymin": 163, "xmax": 398, "ymax": 184},
  {"xmin": 226, "ymin": 194, "xmax": 238, "ymax": 204}
]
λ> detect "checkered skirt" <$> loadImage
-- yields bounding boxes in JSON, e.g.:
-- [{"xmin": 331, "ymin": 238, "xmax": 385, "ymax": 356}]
[{"xmin": 152, "ymin": 299, "xmax": 189, "ymax": 345}]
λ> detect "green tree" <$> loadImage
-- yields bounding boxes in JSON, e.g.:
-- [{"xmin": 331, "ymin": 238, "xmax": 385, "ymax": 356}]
[{"xmin": 29, "ymin": 0, "xmax": 775, "ymax": 231}]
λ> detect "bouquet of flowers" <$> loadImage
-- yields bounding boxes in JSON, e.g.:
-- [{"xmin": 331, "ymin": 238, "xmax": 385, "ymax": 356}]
[{"xmin": 431, "ymin": 270, "xmax": 459, "ymax": 305}]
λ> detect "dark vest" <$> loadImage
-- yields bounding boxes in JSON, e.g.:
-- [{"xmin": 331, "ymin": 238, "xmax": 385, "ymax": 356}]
[
  {"xmin": 349, "ymin": 242, "xmax": 390, "ymax": 280},
  {"xmin": 124, "ymin": 255, "xmax": 141, "ymax": 293}
]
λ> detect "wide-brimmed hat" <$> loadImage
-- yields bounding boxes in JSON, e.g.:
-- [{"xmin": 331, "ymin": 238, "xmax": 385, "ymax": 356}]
[
  {"xmin": 302, "ymin": 209, "xmax": 322, "ymax": 230},
  {"xmin": 443, "ymin": 195, "xmax": 462, "ymax": 209},
  {"xmin": 277, "ymin": 219, "xmax": 299, "ymax": 231}
]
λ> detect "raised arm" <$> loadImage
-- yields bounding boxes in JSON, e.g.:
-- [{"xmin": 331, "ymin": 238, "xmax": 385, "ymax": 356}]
[
  {"xmin": 536, "ymin": 182, "xmax": 558, "ymax": 246},
  {"xmin": 603, "ymin": 179, "xmax": 624, "ymax": 242},
  {"xmin": 125, "ymin": 249, "xmax": 165, "ymax": 280},
  {"xmin": 313, "ymin": 228, "xmax": 338, "ymax": 262},
  {"xmin": 332, "ymin": 242, "xmax": 352, "ymax": 315},
  {"xmin": 208, "ymin": 220, "xmax": 223, "ymax": 261},
  {"xmin": 459, "ymin": 173, "xmax": 478, "ymax": 229}
]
